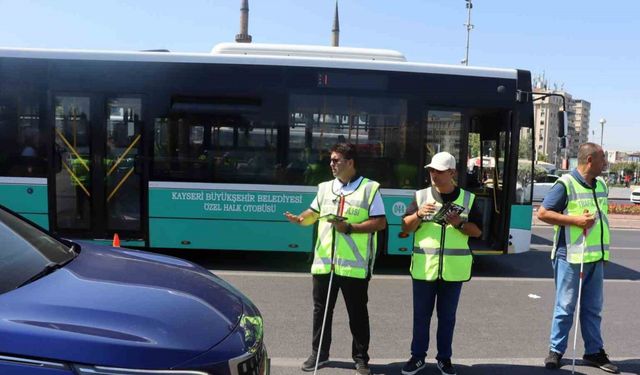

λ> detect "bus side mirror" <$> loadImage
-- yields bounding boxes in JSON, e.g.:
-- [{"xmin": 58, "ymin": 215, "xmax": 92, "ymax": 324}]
[{"xmin": 557, "ymin": 110, "xmax": 568, "ymax": 138}]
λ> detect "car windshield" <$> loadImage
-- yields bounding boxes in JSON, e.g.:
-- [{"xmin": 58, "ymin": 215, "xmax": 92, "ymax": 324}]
[{"xmin": 0, "ymin": 208, "xmax": 76, "ymax": 294}]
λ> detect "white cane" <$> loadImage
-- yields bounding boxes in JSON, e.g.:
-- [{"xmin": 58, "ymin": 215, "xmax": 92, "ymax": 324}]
[
  {"xmin": 571, "ymin": 239, "xmax": 585, "ymax": 374},
  {"xmin": 314, "ymin": 266, "xmax": 334, "ymax": 375},
  {"xmin": 314, "ymin": 195, "xmax": 344, "ymax": 375},
  {"xmin": 572, "ymin": 211, "xmax": 590, "ymax": 374}
]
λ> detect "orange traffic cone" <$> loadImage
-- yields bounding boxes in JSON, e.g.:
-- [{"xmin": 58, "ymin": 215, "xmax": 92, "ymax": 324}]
[{"xmin": 112, "ymin": 233, "xmax": 120, "ymax": 248}]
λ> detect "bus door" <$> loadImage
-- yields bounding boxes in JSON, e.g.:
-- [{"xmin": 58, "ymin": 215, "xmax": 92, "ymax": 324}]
[
  {"xmin": 52, "ymin": 95, "xmax": 144, "ymax": 243},
  {"xmin": 463, "ymin": 110, "xmax": 512, "ymax": 252},
  {"xmin": 424, "ymin": 108, "xmax": 511, "ymax": 252}
]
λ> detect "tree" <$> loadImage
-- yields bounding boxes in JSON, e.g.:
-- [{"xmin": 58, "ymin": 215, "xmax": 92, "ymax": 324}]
[
  {"xmin": 610, "ymin": 162, "xmax": 638, "ymax": 176},
  {"xmin": 519, "ymin": 133, "xmax": 533, "ymax": 159},
  {"xmin": 468, "ymin": 133, "xmax": 480, "ymax": 158}
]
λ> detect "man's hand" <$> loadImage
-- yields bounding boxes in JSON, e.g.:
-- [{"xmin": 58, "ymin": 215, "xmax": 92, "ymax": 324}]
[
  {"xmin": 284, "ymin": 211, "xmax": 303, "ymax": 224},
  {"xmin": 329, "ymin": 218, "xmax": 349, "ymax": 233},
  {"xmin": 417, "ymin": 202, "xmax": 437, "ymax": 220},
  {"xmin": 575, "ymin": 211, "xmax": 595, "ymax": 230},
  {"xmin": 444, "ymin": 212, "xmax": 463, "ymax": 227}
]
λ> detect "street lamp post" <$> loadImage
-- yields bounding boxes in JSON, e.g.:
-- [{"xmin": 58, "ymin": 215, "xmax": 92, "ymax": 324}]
[
  {"xmin": 461, "ymin": 0, "xmax": 473, "ymax": 66},
  {"xmin": 599, "ymin": 118, "xmax": 606, "ymax": 147}
]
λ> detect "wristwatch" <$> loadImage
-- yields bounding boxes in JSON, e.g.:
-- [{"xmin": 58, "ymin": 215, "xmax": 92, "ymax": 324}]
[
  {"xmin": 345, "ymin": 223, "xmax": 353, "ymax": 235},
  {"xmin": 455, "ymin": 221, "xmax": 465, "ymax": 230}
]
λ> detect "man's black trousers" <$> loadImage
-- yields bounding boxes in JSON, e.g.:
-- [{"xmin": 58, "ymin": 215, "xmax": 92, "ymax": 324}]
[{"xmin": 311, "ymin": 273, "xmax": 370, "ymax": 365}]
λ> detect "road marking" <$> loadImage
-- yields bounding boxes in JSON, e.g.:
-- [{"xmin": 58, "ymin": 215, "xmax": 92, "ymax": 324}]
[
  {"xmin": 269, "ymin": 356, "xmax": 640, "ymax": 367},
  {"xmin": 211, "ymin": 270, "xmax": 639, "ymax": 283},
  {"xmin": 532, "ymin": 244, "xmax": 638, "ymax": 250},
  {"xmin": 533, "ymin": 225, "xmax": 639, "ymax": 231}
]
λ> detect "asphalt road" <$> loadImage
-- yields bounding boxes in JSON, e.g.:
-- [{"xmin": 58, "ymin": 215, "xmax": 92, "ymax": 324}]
[
  {"xmin": 535, "ymin": 186, "xmax": 636, "ymax": 204},
  {"xmin": 608, "ymin": 187, "xmax": 636, "ymax": 200},
  {"xmin": 196, "ymin": 227, "xmax": 640, "ymax": 375},
  {"xmin": 536, "ymin": 186, "xmax": 635, "ymax": 205}
]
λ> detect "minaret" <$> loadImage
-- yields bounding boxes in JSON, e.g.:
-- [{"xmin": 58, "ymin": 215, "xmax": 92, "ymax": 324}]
[
  {"xmin": 331, "ymin": 1, "xmax": 340, "ymax": 47},
  {"xmin": 235, "ymin": 0, "xmax": 252, "ymax": 43}
]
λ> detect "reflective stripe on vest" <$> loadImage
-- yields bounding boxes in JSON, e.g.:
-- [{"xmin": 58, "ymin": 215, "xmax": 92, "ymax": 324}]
[
  {"xmin": 311, "ymin": 178, "xmax": 380, "ymax": 279},
  {"xmin": 412, "ymin": 247, "xmax": 472, "ymax": 256},
  {"xmin": 410, "ymin": 187, "xmax": 474, "ymax": 282},
  {"xmin": 552, "ymin": 174, "xmax": 610, "ymax": 263}
]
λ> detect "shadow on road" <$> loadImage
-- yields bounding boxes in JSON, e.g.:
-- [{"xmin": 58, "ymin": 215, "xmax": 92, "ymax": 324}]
[
  {"xmin": 352, "ymin": 359, "xmax": 640, "ymax": 375},
  {"xmin": 157, "ymin": 248, "xmax": 313, "ymax": 273},
  {"xmin": 472, "ymin": 249, "xmax": 640, "ymax": 280},
  {"xmin": 155, "ymin": 246, "xmax": 639, "ymax": 281},
  {"xmin": 457, "ymin": 360, "xmax": 640, "ymax": 375},
  {"xmin": 531, "ymin": 233, "xmax": 553, "ymax": 245}
]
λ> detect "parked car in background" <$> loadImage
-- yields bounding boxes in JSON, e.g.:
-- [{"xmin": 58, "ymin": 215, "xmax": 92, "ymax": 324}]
[
  {"xmin": 0, "ymin": 205, "xmax": 269, "ymax": 375},
  {"xmin": 523, "ymin": 174, "xmax": 560, "ymax": 202},
  {"xmin": 631, "ymin": 187, "xmax": 640, "ymax": 204}
]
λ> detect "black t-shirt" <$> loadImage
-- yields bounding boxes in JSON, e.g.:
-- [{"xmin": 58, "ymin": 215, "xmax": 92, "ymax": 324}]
[{"xmin": 403, "ymin": 187, "xmax": 482, "ymax": 228}]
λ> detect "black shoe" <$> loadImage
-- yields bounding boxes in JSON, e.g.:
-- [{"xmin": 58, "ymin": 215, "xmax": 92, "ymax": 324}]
[
  {"xmin": 401, "ymin": 356, "xmax": 426, "ymax": 375},
  {"xmin": 436, "ymin": 359, "xmax": 456, "ymax": 375},
  {"xmin": 583, "ymin": 349, "xmax": 619, "ymax": 373},
  {"xmin": 544, "ymin": 350, "xmax": 563, "ymax": 369},
  {"xmin": 355, "ymin": 362, "xmax": 371, "ymax": 375},
  {"xmin": 301, "ymin": 352, "xmax": 329, "ymax": 372}
]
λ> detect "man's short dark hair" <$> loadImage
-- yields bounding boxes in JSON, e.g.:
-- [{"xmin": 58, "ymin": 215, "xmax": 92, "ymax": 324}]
[
  {"xmin": 331, "ymin": 143, "xmax": 357, "ymax": 164},
  {"xmin": 577, "ymin": 142, "xmax": 601, "ymax": 165}
]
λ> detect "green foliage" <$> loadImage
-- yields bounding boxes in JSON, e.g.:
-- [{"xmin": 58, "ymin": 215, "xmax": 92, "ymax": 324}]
[
  {"xmin": 537, "ymin": 153, "xmax": 548, "ymax": 162},
  {"xmin": 609, "ymin": 161, "xmax": 639, "ymax": 175},
  {"xmin": 519, "ymin": 133, "xmax": 533, "ymax": 159},
  {"xmin": 516, "ymin": 161, "xmax": 548, "ymax": 185},
  {"xmin": 468, "ymin": 133, "xmax": 480, "ymax": 158}
]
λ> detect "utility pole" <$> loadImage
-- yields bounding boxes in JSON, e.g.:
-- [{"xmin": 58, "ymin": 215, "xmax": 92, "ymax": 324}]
[
  {"xmin": 599, "ymin": 118, "xmax": 606, "ymax": 147},
  {"xmin": 461, "ymin": 0, "xmax": 474, "ymax": 65}
]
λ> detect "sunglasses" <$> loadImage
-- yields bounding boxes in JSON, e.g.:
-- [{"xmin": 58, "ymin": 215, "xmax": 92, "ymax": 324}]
[{"xmin": 427, "ymin": 168, "xmax": 449, "ymax": 174}]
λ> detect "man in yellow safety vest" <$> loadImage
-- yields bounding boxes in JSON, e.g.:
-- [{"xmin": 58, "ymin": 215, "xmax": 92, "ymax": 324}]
[
  {"xmin": 538, "ymin": 143, "xmax": 618, "ymax": 373},
  {"xmin": 400, "ymin": 151, "xmax": 482, "ymax": 375},
  {"xmin": 284, "ymin": 143, "xmax": 386, "ymax": 375}
]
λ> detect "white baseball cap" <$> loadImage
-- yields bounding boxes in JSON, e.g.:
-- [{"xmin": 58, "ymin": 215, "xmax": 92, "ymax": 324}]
[{"xmin": 425, "ymin": 152, "xmax": 456, "ymax": 171}]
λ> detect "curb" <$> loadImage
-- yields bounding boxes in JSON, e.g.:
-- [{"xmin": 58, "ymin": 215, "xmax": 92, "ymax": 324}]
[{"xmin": 531, "ymin": 212, "xmax": 640, "ymax": 230}]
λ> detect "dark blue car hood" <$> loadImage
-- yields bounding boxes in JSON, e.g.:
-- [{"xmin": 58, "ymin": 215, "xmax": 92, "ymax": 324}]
[{"xmin": 0, "ymin": 243, "xmax": 245, "ymax": 369}]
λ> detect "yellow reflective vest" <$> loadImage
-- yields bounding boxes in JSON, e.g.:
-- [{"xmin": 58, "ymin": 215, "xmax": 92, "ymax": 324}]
[
  {"xmin": 410, "ymin": 187, "xmax": 474, "ymax": 282},
  {"xmin": 552, "ymin": 174, "xmax": 610, "ymax": 263},
  {"xmin": 311, "ymin": 177, "xmax": 381, "ymax": 279},
  {"xmin": 70, "ymin": 156, "xmax": 90, "ymax": 186}
]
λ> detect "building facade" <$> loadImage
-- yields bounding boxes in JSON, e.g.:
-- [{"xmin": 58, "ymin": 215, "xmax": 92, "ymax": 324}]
[
  {"xmin": 532, "ymin": 76, "xmax": 590, "ymax": 168},
  {"xmin": 533, "ymin": 86, "xmax": 567, "ymax": 167},
  {"xmin": 567, "ymin": 99, "xmax": 590, "ymax": 158}
]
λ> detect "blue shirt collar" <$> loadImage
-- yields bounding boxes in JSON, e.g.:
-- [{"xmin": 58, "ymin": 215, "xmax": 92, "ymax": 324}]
[{"xmin": 570, "ymin": 168, "xmax": 596, "ymax": 189}]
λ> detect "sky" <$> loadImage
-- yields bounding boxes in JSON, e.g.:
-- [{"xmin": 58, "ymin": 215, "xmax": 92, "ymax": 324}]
[{"xmin": 0, "ymin": 0, "xmax": 638, "ymax": 151}]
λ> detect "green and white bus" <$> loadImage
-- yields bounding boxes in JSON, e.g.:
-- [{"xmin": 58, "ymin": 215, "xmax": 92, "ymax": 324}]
[{"xmin": 0, "ymin": 43, "xmax": 537, "ymax": 255}]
